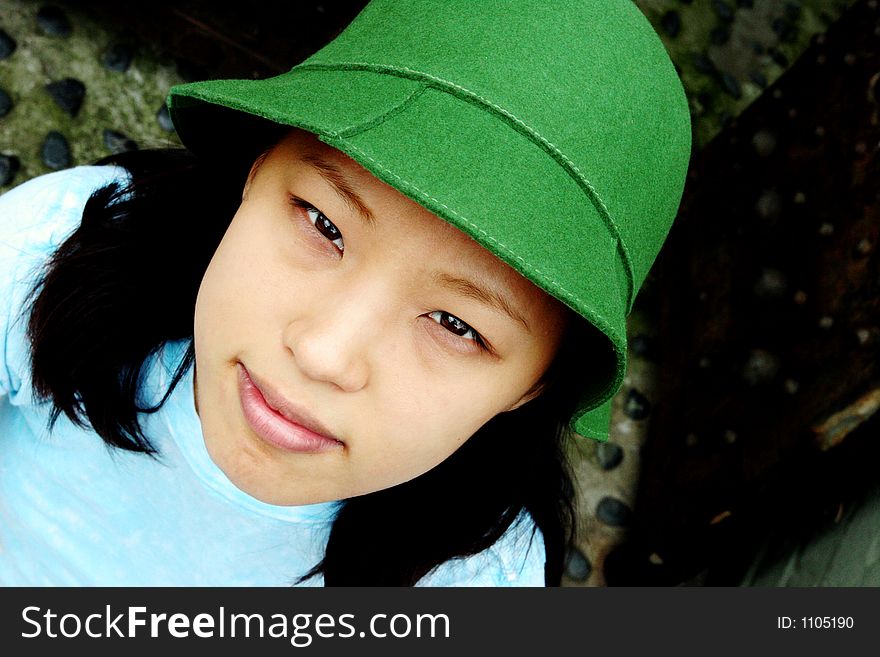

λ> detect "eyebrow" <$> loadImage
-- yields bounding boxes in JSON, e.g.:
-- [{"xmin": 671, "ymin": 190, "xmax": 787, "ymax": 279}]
[
  {"xmin": 302, "ymin": 153, "xmax": 375, "ymax": 226},
  {"xmin": 433, "ymin": 272, "xmax": 532, "ymax": 334}
]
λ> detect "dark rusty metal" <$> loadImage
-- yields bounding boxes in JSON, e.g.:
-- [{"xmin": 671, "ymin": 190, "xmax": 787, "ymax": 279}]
[{"xmin": 614, "ymin": 0, "xmax": 880, "ymax": 585}]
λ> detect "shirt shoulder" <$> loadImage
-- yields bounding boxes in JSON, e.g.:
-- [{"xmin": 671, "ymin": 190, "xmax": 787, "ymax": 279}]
[
  {"xmin": 0, "ymin": 165, "xmax": 129, "ymax": 398},
  {"xmin": 415, "ymin": 510, "xmax": 547, "ymax": 587}
]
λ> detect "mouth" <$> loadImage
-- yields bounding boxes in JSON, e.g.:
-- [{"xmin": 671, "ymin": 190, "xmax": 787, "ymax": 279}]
[{"xmin": 236, "ymin": 363, "xmax": 345, "ymax": 454}]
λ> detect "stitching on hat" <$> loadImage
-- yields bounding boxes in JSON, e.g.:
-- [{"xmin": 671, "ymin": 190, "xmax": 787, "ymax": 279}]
[
  {"xmin": 298, "ymin": 61, "xmax": 636, "ymax": 310},
  {"xmin": 327, "ymin": 137, "xmax": 627, "ymax": 407},
  {"xmin": 336, "ymin": 85, "xmax": 428, "ymax": 139}
]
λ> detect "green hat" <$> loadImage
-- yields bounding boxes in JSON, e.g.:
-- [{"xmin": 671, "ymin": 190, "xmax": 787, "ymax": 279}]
[{"xmin": 166, "ymin": 0, "xmax": 691, "ymax": 442}]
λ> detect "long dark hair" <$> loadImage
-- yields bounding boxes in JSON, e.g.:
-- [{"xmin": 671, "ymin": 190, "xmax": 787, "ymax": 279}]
[{"xmin": 25, "ymin": 144, "xmax": 603, "ymax": 586}]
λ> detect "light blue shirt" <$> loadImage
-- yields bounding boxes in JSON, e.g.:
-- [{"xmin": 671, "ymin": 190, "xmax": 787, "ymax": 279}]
[{"xmin": 0, "ymin": 166, "xmax": 546, "ymax": 586}]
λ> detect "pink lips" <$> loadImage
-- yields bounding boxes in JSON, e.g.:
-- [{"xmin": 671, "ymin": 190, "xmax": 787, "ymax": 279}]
[{"xmin": 236, "ymin": 363, "xmax": 344, "ymax": 453}]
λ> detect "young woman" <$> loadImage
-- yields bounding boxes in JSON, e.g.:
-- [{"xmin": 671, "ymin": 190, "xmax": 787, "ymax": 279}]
[{"xmin": 0, "ymin": 0, "xmax": 691, "ymax": 586}]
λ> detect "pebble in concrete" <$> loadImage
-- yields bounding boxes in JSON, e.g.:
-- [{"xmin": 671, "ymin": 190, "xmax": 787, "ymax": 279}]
[
  {"xmin": 661, "ymin": 11, "xmax": 681, "ymax": 38},
  {"xmin": 629, "ymin": 334, "xmax": 655, "ymax": 360},
  {"xmin": 45, "ymin": 78, "xmax": 86, "ymax": 117},
  {"xmin": 102, "ymin": 44, "xmax": 133, "ymax": 73},
  {"xmin": 36, "ymin": 5, "xmax": 72, "ymax": 38},
  {"xmin": 41, "ymin": 131, "xmax": 72, "ymax": 170},
  {"xmin": 156, "ymin": 104, "xmax": 175, "ymax": 132},
  {"xmin": 772, "ymin": 17, "xmax": 796, "ymax": 43},
  {"xmin": 749, "ymin": 70, "xmax": 768, "ymax": 88},
  {"xmin": 769, "ymin": 48, "xmax": 789, "ymax": 68},
  {"xmin": 0, "ymin": 29, "xmax": 17, "ymax": 59},
  {"xmin": 0, "ymin": 88, "xmax": 12, "ymax": 118},
  {"xmin": 623, "ymin": 388, "xmax": 651, "ymax": 421},
  {"xmin": 103, "ymin": 129, "xmax": 139, "ymax": 154},
  {"xmin": 597, "ymin": 496, "xmax": 633, "ymax": 527},
  {"xmin": 720, "ymin": 71, "xmax": 742, "ymax": 99},
  {"xmin": 693, "ymin": 52, "xmax": 716, "ymax": 74},
  {"xmin": 712, "ymin": 0, "xmax": 735, "ymax": 23},
  {"xmin": 0, "ymin": 154, "xmax": 21, "ymax": 186},
  {"xmin": 563, "ymin": 546, "xmax": 592, "ymax": 582},
  {"xmin": 710, "ymin": 25, "xmax": 731, "ymax": 46},
  {"xmin": 596, "ymin": 441, "xmax": 624, "ymax": 471}
]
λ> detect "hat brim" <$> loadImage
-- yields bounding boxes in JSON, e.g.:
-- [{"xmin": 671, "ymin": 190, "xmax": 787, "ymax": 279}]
[{"xmin": 168, "ymin": 68, "xmax": 626, "ymax": 440}]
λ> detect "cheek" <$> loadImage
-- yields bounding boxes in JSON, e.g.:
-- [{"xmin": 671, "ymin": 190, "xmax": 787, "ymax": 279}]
[
  {"xmin": 378, "ymin": 372, "xmax": 505, "ymax": 459},
  {"xmin": 195, "ymin": 254, "xmax": 240, "ymax": 334},
  {"xmin": 195, "ymin": 214, "xmax": 286, "ymax": 339},
  {"xmin": 371, "ymin": 392, "xmax": 494, "ymax": 488}
]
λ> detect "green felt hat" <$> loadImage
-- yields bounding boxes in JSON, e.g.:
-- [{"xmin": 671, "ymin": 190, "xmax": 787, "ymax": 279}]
[{"xmin": 166, "ymin": 0, "xmax": 691, "ymax": 442}]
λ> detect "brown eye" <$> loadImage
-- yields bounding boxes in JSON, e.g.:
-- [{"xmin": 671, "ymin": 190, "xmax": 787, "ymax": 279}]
[
  {"xmin": 428, "ymin": 311, "xmax": 479, "ymax": 342},
  {"xmin": 304, "ymin": 205, "xmax": 344, "ymax": 253}
]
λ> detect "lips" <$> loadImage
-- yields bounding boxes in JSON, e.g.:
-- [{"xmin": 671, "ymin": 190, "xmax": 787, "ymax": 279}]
[{"xmin": 236, "ymin": 363, "xmax": 344, "ymax": 453}]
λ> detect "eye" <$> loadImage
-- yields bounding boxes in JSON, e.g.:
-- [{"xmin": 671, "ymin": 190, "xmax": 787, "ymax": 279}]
[
  {"xmin": 427, "ymin": 311, "xmax": 488, "ymax": 351},
  {"xmin": 291, "ymin": 196, "xmax": 344, "ymax": 253}
]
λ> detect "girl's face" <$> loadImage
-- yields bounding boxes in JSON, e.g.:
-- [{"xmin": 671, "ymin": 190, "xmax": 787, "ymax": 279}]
[{"xmin": 193, "ymin": 129, "xmax": 569, "ymax": 505}]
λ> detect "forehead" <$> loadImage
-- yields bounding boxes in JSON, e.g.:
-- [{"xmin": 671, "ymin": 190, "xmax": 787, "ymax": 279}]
[{"xmin": 266, "ymin": 129, "xmax": 568, "ymax": 324}]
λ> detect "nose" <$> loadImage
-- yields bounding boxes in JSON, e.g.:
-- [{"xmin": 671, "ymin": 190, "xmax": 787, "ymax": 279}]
[{"xmin": 282, "ymin": 277, "xmax": 386, "ymax": 392}]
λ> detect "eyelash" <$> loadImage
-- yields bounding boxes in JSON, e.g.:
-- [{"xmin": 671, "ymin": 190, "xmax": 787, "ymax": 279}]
[
  {"xmin": 288, "ymin": 195, "xmax": 491, "ymax": 354},
  {"xmin": 292, "ymin": 196, "xmax": 345, "ymax": 253},
  {"xmin": 427, "ymin": 311, "xmax": 490, "ymax": 353}
]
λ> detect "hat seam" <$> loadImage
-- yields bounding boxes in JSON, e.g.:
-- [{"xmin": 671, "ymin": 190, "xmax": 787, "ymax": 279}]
[
  {"xmin": 298, "ymin": 60, "xmax": 636, "ymax": 311},
  {"xmin": 323, "ymin": 136, "xmax": 627, "ymax": 412},
  {"xmin": 336, "ymin": 85, "xmax": 428, "ymax": 139}
]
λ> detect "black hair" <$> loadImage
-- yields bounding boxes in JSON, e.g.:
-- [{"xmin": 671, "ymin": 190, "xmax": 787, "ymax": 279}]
[{"xmin": 25, "ymin": 144, "xmax": 603, "ymax": 586}]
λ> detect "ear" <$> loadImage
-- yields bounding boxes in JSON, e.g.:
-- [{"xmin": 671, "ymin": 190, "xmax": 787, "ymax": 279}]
[{"xmin": 505, "ymin": 380, "xmax": 546, "ymax": 413}]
